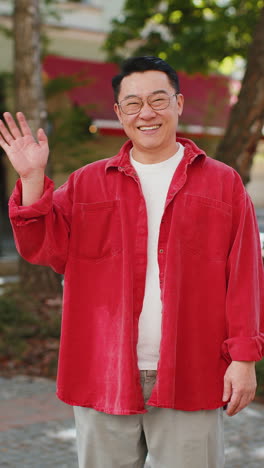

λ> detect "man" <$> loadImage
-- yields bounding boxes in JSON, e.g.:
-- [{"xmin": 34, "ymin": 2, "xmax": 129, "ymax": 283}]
[{"xmin": 0, "ymin": 56, "xmax": 263, "ymax": 468}]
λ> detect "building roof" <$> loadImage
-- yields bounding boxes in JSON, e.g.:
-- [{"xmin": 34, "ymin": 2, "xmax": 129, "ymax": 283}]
[{"xmin": 43, "ymin": 55, "xmax": 233, "ymax": 137}]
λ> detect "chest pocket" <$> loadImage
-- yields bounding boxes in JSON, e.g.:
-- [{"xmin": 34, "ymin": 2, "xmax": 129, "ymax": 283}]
[
  {"xmin": 179, "ymin": 194, "xmax": 232, "ymax": 261},
  {"xmin": 70, "ymin": 200, "xmax": 122, "ymax": 261}
]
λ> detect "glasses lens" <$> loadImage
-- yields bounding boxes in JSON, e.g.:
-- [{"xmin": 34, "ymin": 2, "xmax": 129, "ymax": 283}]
[
  {"xmin": 148, "ymin": 93, "xmax": 170, "ymax": 110},
  {"xmin": 121, "ymin": 97, "xmax": 142, "ymax": 115}
]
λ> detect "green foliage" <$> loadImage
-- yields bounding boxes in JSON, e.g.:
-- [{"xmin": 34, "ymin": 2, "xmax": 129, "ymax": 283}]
[
  {"xmin": 256, "ymin": 359, "xmax": 264, "ymax": 396},
  {"xmin": 41, "ymin": 0, "xmax": 62, "ymax": 23},
  {"xmin": 45, "ymin": 73, "xmax": 92, "ymax": 99},
  {"xmin": 0, "ymin": 24, "xmax": 13, "ymax": 39},
  {"xmin": 0, "ymin": 286, "xmax": 61, "ymax": 376},
  {"xmin": 51, "ymin": 105, "xmax": 92, "ymax": 144},
  {"xmin": 104, "ymin": 0, "xmax": 264, "ymax": 73},
  {"xmin": 0, "ymin": 288, "xmax": 61, "ymax": 347},
  {"xmin": 0, "ymin": 72, "xmax": 13, "ymax": 114},
  {"xmin": 42, "ymin": 72, "xmax": 95, "ymax": 172}
]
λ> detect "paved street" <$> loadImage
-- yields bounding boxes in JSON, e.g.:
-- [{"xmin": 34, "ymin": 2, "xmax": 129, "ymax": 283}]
[{"xmin": 0, "ymin": 375, "xmax": 264, "ymax": 467}]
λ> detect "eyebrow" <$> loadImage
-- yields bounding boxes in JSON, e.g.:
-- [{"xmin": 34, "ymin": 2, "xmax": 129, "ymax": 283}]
[{"xmin": 122, "ymin": 89, "xmax": 169, "ymax": 100}]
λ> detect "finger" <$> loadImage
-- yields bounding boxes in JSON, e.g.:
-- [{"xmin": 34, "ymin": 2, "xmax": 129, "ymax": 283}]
[
  {"xmin": 37, "ymin": 128, "xmax": 48, "ymax": 144},
  {"xmin": 226, "ymin": 391, "xmax": 241, "ymax": 416},
  {"xmin": 16, "ymin": 112, "xmax": 33, "ymax": 137},
  {"xmin": 222, "ymin": 378, "xmax": 232, "ymax": 402},
  {"xmin": 229, "ymin": 394, "xmax": 251, "ymax": 416},
  {"xmin": 0, "ymin": 134, "xmax": 10, "ymax": 151},
  {"xmin": 0, "ymin": 118, "xmax": 14, "ymax": 144},
  {"xmin": 3, "ymin": 112, "xmax": 22, "ymax": 139}
]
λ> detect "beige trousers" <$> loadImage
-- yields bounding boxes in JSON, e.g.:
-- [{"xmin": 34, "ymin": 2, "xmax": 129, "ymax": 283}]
[{"xmin": 73, "ymin": 371, "xmax": 225, "ymax": 468}]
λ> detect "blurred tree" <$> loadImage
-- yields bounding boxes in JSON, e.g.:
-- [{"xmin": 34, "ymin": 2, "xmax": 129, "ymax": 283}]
[
  {"xmin": 104, "ymin": 0, "xmax": 263, "ymax": 73},
  {"xmin": 13, "ymin": 0, "xmax": 62, "ymax": 296},
  {"xmin": 104, "ymin": 0, "xmax": 264, "ymax": 182},
  {"xmin": 0, "ymin": 74, "xmax": 8, "ymax": 257},
  {"xmin": 215, "ymin": 7, "xmax": 264, "ymax": 184},
  {"xmin": 44, "ymin": 74, "xmax": 94, "ymax": 173}
]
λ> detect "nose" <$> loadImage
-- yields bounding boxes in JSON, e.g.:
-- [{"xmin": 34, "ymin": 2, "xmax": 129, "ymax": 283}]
[{"xmin": 138, "ymin": 101, "xmax": 157, "ymax": 119}]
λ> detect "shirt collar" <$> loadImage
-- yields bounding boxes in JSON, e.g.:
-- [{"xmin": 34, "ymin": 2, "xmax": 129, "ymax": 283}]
[{"xmin": 105, "ymin": 137, "xmax": 206, "ymax": 172}]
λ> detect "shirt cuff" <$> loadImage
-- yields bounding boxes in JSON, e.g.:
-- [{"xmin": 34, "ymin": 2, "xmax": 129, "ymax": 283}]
[
  {"xmin": 8, "ymin": 176, "xmax": 54, "ymax": 224},
  {"xmin": 222, "ymin": 335, "xmax": 264, "ymax": 362}
]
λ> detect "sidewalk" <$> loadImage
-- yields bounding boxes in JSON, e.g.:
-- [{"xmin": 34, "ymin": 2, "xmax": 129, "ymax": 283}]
[
  {"xmin": 0, "ymin": 375, "xmax": 264, "ymax": 467},
  {"xmin": 0, "ymin": 376, "xmax": 76, "ymax": 468}
]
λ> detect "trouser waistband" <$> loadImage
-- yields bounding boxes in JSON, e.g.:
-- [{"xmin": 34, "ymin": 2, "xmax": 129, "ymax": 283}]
[{"xmin": 140, "ymin": 370, "xmax": 157, "ymax": 377}]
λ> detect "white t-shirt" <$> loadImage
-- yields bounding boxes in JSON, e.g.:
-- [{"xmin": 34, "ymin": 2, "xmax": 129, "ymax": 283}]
[{"xmin": 130, "ymin": 143, "xmax": 184, "ymax": 370}]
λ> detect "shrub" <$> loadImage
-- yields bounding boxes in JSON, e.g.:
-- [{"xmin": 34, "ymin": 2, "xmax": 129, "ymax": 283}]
[
  {"xmin": 0, "ymin": 285, "xmax": 62, "ymax": 377},
  {"xmin": 256, "ymin": 359, "xmax": 264, "ymax": 397}
]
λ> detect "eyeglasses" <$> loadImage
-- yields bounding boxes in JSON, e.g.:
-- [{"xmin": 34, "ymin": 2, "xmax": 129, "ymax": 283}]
[{"xmin": 118, "ymin": 92, "xmax": 178, "ymax": 115}]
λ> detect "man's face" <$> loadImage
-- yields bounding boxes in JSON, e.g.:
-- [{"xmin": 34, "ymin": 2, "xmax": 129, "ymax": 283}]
[{"xmin": 114, "ymin": 70, "xmax": 184, "ymax": 156}]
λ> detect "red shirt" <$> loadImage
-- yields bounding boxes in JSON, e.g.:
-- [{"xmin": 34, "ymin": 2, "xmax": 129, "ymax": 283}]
[{"xmin": 9, "ymin": 138, "xmax": 264, "ymax": 414}]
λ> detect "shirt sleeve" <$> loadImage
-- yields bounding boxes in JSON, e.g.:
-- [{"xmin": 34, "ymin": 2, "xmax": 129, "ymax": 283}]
[
  {"xmin": 222, "ymin": 175, "xmax": 264, "ymax": 362},
  {"xmin": 8, "ymin": 175, "xmax": 72, "ymax": 274}
]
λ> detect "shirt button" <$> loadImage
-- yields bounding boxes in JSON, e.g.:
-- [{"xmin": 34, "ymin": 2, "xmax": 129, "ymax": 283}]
[{"xmin": 159, "ymin": 249, "xmax": 164, "ymax": 254}]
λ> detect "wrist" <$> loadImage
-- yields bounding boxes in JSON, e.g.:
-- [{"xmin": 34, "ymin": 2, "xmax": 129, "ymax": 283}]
[
  {"xmin": 21, "ymin": 169, "xmax": 45, "ymax": 184},
  {"xmin": 232, "ymin": 361, "xmax": 256, "ymax": 366},
  {"xmin": 21, "ymin": 171, "xmax": 45, "ymax": 206}
]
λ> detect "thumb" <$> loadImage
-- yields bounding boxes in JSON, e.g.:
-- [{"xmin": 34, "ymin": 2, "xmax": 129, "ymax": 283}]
[
  {"xmin": 37, "ymin": 128, "xmax": 48, "ymax": 144},
  {"xmin": 223, "ymin": 377, "xmax": 232, "ymax": 402}
]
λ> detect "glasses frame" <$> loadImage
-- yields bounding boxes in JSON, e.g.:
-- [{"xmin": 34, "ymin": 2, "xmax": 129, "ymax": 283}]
[{"xmin": 118, "ymin": 92, "xmax": 178, "ymax": 115}]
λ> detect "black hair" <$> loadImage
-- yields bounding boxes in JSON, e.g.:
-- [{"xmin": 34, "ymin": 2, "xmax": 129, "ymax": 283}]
[{"xmin": 112, "ymin": 56, "xmax": 180, "ymax": 102}]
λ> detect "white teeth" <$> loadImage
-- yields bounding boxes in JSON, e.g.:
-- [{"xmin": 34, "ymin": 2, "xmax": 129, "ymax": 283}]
[{"xmin": 139, "ymin": 125, "xmax": 160, "ymax": 131}]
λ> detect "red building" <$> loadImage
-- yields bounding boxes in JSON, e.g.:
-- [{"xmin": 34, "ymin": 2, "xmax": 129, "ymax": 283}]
[{"xmin": 43, "ymin": 55, "xmax": 235, "ymax": 140}]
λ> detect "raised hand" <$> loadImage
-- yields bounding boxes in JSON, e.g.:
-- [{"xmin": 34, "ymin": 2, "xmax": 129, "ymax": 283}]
[
  {"xmin": 0, "ymin": 112, "xmax": 49, "ymax": 206},
  {"xmin": 0, "ymin": 112, "xmax": 49, "ymax": 180}
]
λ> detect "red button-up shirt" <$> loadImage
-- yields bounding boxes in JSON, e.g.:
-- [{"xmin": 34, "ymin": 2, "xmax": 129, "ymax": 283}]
[{"xmin": 9, "ymin": 138, "xmax": 264, "ymax": 414}]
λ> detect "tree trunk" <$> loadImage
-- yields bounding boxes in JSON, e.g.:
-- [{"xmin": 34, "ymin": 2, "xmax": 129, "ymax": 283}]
[
  {"xmin": 215, "ymin": 7, "xmax": 264, "ymax": 185},
  {"xmin": 13, "ymin": 0, "xmax": 61, "ymax": 296}
]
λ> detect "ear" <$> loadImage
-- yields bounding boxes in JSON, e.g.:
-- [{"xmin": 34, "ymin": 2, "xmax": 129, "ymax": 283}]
[
  {"xmin": 177, "ymin": 94, "xmax": 184, "ymax": 116},
  {"xmin": 114, "ymin": 103, "xmax": 123, "ymax": 125}
]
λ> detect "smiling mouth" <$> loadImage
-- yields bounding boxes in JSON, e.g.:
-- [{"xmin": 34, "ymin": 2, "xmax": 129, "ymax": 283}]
[{"xmin": 138, "ymin": 125, "xmax": 161, "ymax": 131}]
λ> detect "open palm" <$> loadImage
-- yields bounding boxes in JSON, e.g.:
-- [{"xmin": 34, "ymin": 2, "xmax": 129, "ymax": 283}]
[{"xmin": 0, "ymin": 112, "xmax": 49, "ymax": 179}]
